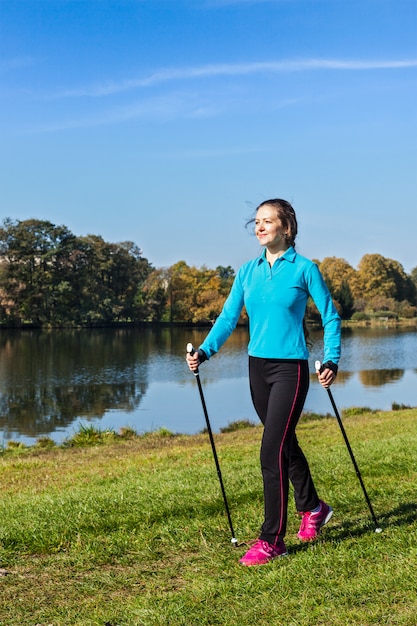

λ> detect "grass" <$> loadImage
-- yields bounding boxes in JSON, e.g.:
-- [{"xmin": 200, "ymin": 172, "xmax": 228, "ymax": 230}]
[{"xmin": 0, "ymin": 409, "xmax": 416, "ymax": 625}]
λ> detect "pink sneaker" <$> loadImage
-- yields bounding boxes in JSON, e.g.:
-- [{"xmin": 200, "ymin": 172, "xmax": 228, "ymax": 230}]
[
  {"xmin": 239, "ymin": 539, "xmax": 288, "ymax": 566},
  {"xmin": 297, "ymin": 500, "xmax": 333, "ymax": 541}
]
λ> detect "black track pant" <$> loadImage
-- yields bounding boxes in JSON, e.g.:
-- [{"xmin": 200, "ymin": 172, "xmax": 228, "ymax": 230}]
[{"xmin": 249, "ymin": 357, "xmax": 320, "ymax": 545}]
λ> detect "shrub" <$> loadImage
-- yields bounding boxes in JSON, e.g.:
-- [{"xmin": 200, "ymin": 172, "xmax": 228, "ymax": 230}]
[
  {"xmin": 342, "ymin": 406, "xmax": 376, "ymax": 417},
  {"xmin": 64, "ymin": 424, "xmax": 118, "ymax": 447},
  {"xmin": 371, "ymin": 310, "xmax": 398, "ymax": 319},
  {"xmin": 118, "ymin": 426, "xmax": 137, "ymax": 439},
  {"xmin": 7, "ymin": 440, "xmax": 27, "ymax": 449},
  {"xmin": 220, "ymin": 419, "xmax": 256, "ymax": 433},
  {"xmin": 392, "ymin": 402, "xmax": 414, "ymax": 410},
  {"xmin": 35, "ymin": 436, "xmax": 56, "ymax": 449},
  {"xmin": 143, "ymin": 427, "xmax": 175, "ymax": 439},
  {"xmin": 351, "ymin": 311, "xmax": 370, "ymax": 321},
  {"xmin": 301, "ymin": 411, "xmax": 333, "ymax": 421}
]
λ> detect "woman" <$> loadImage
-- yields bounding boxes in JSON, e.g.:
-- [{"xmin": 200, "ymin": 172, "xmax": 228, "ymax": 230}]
[{"xmin": 186, "ymin": 199, "xmax": 341, "ymax": 566}]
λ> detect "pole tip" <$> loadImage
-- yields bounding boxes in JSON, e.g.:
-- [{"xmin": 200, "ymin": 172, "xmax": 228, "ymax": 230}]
[{"xmin": 231, "ymin": 538, "xmax": 238, "ymax": 547}]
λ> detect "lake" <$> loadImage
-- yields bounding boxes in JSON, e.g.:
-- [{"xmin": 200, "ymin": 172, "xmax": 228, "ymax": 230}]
[{"xmin": 0, "ymin": 326, "xmax": 416, "ymax": 445}]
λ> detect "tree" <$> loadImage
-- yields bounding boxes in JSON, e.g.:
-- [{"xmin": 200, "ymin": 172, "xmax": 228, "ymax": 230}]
[
  {"xmin": 315, "ymin": 257, "xmax": 356, "ymax": 319},
  {"xmin": 216, "ymin": 265, "xmax": 235, "ymax": 289},
  {"xmin": 194, "ymin": 268, "xmax": 225, "ymax": 323},
  {"xmin": 411, "ymin": 266, "xmax": 417, "ymax": 290},
  {"xmin": 334, "ymin": 279, "xmax": 355, "ymax": 319},
  {"xmin": 0, "ymin": 218, "xmax": 152, "ymax": 326},
  {"xmin": 72, "ymin": 235, "xmax": 152, "ymax": 323},
  {"xmin": 154, "ymin": 262, "xmax": 237, "ymax": 324},
  {"xmin": 166, "ymin": 261, "xmax": 198, "ymax": 323},
  {"xmin": 356, "ymin": 254, "xmax": 415, "ymax": 305},
  {"xmin": 140, "ymin": 268, "xmax": 170, "ymax": 322},
  {"xmin": 0, "ymin": 218, "xmax": 77, "ymax": 324}
]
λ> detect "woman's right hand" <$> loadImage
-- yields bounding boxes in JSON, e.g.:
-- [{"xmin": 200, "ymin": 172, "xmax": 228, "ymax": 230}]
[{"xmin": 186, "ymin": 350, "xmax": 200, "ymax": 372}]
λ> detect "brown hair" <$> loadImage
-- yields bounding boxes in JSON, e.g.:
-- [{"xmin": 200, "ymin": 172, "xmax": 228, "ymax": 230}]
[{"xmin": 247, "ymin": 198, "xmax": 298, "ymax": 248}]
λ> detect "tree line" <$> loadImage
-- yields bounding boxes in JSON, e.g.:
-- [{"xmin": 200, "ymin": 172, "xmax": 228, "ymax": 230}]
[{"xmin": 0, "ymin": 218, "xmax": 416, "ymax": 327}]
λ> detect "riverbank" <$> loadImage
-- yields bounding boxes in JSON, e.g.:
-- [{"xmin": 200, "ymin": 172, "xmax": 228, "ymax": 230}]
[
  {"xmin": 341, "ymin": 317, "xmax": 417, "ymax": 328},
  {"xmin": 1, "ymin": 316, "xmax": 416, "ymax": 330},
  {"xmin": 0, "ymin": 408, "xmax": 416, "ymax": 625}
]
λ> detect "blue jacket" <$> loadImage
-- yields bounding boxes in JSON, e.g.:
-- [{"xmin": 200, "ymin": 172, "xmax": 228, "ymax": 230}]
[{"xmin": 200, "ymin": 247, "xmax": 341, "ymax": 364}]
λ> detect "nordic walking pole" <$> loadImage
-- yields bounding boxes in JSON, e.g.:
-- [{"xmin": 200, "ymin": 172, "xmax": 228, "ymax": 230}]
[
  {"xmin": 315, "ymin": 361, "xmax": 382, "ymax": 533},
  {"xmin": 187, "ymin": 343, "xmax": 238, "ymax": 546}
]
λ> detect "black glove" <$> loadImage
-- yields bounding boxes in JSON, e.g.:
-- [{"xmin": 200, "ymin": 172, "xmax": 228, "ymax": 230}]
[
  {"xmin": 197, "ymin": 349, "xmax": 208, "ymax": 364},
  {"xmin": 321, "ymin": 361, "xmax": 338, "ymax": 375}
]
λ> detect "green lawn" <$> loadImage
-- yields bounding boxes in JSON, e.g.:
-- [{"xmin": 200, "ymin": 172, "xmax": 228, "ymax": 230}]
[{"xmin": 0, "ymin": 409, "xmax": 416, "ymax": 625}]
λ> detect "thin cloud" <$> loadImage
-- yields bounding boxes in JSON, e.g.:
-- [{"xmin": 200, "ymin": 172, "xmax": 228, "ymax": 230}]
[
  {"xmin": 156, "ymin": 145, "xmax": 271, "ymax": 159},
  {"xmin": 203, "ymin": 0, "xmax": 292, "ymax": 5},
  {"xmin": 25, "ymin": 88, "xmax": 298, "ymax": 133},
  {"xmin": 25, "ymin": 92, "xmax": 222, "ymax": 133},
  {"xmin": 0, "ymin": 56, "xmax": 36, "ymax": 74},
  {"xmin": 51, "ymin": 58, "xmax": 417, "ymax": 99}
]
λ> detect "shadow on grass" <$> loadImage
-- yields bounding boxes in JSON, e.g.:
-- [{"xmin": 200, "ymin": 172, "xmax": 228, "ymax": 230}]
[
  {"xmin": 273, "ymin": 501, "xmax": 415, "ymax": 557},
  {"xmin": 227, "ymin": 500, "xmax": 416, "ymax": 553},
  {"xmin": 376, "ymin": 500, "xmax": 417, "ymax": 527},
  {"xmin": 297, "ymin": 500, "xmax": 417, "ymax": 548},
  {"xmin": 140, "ymin": 497, "xmax": 416, "ymax": 554}
]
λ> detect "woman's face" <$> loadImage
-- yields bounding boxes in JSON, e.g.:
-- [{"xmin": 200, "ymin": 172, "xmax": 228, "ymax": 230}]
[{"xmin": 255, "ymin": 205, "xmax": 288, "ymax": 250}]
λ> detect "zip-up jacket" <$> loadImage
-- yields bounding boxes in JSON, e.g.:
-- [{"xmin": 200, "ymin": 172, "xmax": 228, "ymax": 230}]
[{"xmin": 200, "ymin": 247, "xmax": 341, "ymax": 364}]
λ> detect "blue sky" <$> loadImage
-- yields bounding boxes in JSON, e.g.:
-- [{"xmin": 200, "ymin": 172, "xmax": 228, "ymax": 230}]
[{"xmin": 1, "ymin": 0, "xmax": 416, "ymax": 273}]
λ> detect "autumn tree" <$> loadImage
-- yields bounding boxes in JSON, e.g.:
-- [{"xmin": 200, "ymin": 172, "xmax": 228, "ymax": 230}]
[
  {"xmin": 356, "ymin": 254, "xmax": 416, "ymax": 307},
  {"xmin": 166, "ymin": 262, "xmax": 231, "ymax": 323},
  {"xmin": 142, "ymin": 262, "xmax": 238, "ymax": 324},
  {"xmin": 317, "ymin": 257, "xmax": 356, "ymax": 319},
  {"xmin": 194, "ymin": 267, "xmax": 225, "ymax": 323}
]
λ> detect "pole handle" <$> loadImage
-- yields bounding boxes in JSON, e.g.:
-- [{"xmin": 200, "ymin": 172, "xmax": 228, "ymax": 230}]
[{"xmin": 187, "ymin": 343, "xmax": 200, "ymax": 375}]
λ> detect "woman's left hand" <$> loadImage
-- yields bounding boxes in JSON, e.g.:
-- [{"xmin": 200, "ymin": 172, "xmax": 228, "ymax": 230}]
[{"xmin": 317, "ymin": 366, "xmax": 337, "ymax": 389}]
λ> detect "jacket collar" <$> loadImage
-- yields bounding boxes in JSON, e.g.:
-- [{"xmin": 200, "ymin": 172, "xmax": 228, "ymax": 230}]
[{"xmin": 258, "ymin": 246, "xmax": 296, "ymax": 264}]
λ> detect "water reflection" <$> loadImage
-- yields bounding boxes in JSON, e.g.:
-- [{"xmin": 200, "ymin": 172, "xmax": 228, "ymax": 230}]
[
  {"xmin": 0, "ymin": 329, "xmax": 149, "ymax": 439},
  {"xmin": 359, "ymin": 369, "xmax": 404, "ymax": 386},
  {"xmin": 330, "ymin": 370, "xmax": 352, "ymax": 384},
  {"xmin": 0, "ymin": 326, "xmax": 415, "ymax": 444},
  {"xmin": 320, "ymin": 368, "xmax": 406, "ymax": 387}
]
